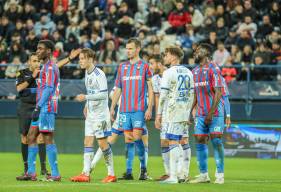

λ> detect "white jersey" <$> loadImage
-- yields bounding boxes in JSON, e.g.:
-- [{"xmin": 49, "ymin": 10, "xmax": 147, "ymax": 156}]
[
  {"xmin": 152, "ymin": 74, "xmax": 168, "ymax": 122},
  {"xmin": 85, "ymin": 67, "xmax": 110, "ymax": 121},
  {"xmin": 159, "ymin": 65, "xmax": 194, "ymax": 122}
]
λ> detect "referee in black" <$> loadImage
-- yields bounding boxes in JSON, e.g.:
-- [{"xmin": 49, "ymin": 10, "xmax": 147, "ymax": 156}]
[{"xmin": 16, "ymin": 53, "xmax": 48, "ymax": 178}]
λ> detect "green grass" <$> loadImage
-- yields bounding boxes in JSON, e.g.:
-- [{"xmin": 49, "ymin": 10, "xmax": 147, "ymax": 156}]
[{"xmin": 1, "ymin": 153, "xmax": 280, "ymax": 192}]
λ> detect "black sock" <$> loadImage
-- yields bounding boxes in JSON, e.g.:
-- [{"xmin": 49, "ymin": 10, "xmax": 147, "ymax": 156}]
[
  {"xmin": 38, "ymin": 143, "xmax": 46, "ymax": 171},
  {"xmin": 21, "ymin": 143, "xmax": 28, "ymax": 173}
]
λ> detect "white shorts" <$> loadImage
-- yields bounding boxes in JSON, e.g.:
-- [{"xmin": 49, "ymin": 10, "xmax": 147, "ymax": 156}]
[
  {"xmin": 160, "ymin": 122, "xmax": 169, "ymax": 140},
  {"xmin": 85, "ymin": 119, "xmax": 111, "ymax": 138},
  {"xmin": 166, "ymin": 122, "xmax": 189, "ymax": 141},
  {"xmin": 112, "ymin": 112, "xmax": 120, "ymax": 130}
]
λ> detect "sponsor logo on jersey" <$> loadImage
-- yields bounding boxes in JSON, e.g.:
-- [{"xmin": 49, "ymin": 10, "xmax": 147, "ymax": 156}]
[
  {"xmin": 122, "ymin": 75, "xmax": 142, "ymax": 81},
  {"xmin": 195, "ymin": 81, "xmax": 209, "ymax": 87}
]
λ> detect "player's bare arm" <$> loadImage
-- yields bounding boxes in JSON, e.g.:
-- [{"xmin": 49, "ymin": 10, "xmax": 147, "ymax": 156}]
[
  {"xmin": 16, "ymin": 69, "xmax": 40, "ymax": 92},
  {"xmin": 57, "ymin": 48, "xmax": 82, "ymax": 68},
  {"xmin": 205, "ymin": 87, "xmax": 222, "ymax": 125},
  {"xmin": 145, "ymin": 78, "xmax": 153, "ymax": 121},
  {"xmin": 110, "ymin": 87, "xmax": 122, "ymax": 121},
  {"xmin": 83, "ymin": 104, "xmax": 87, "ymax": 119}
]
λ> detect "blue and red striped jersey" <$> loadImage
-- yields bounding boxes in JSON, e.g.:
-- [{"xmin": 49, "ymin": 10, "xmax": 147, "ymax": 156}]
[
  {"xmin": 115, "ymin": 60, "xmax": 153, "ymax": 112},
  {"xmin": 192, "ymin": 62, "xmax": 224, "ymax": 117},
  {"xmin": 36, "ymin": 60, "xmax": 60, "ymax": 113}
]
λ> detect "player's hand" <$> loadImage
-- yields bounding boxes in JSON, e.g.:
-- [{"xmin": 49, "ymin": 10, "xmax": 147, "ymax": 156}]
[
  {"xmin": 69, "ymin": 48, "xmax": 82, "ymax": 60},
  {"xmin": 31, "ymin": 106, "xmax": 41, "ymax": 122},
  {"xmin": 155, "ymin": 114, "xmax": 162, "ymax": 129},
  {"xmin": 204, "ymin": 113, "xmax": 213, "ymax": 126},
  {"xmin": 32, "ymin": 68, "xmax": 40, "ymax": 78},
  {"xmin": 83, "ymin": 106, "xmax": 87, "ymax": 119},
  {"xmin": 110, "ymin": 107, "xmax": 115, "ymax": 121},
  {"xmin": 192, "ymin": 107, "xmax": 196, "ymax": 119},
  {"xmin": 225, "ymin": 116, "xmax": 231, "ymax": 129},
  {"xmin": 76, "ymin": 94, "xmax": 86, "ymax": 102},
  {"xmin": 145, "ymin": 109, "xmax": 152, "ymax": 121}
]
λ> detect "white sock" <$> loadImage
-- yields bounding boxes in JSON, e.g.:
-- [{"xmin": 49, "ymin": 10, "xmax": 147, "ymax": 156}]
[
  {"xmin": 169, "ymin": 144, "xmax": 180, "ymax": 180},
  {"xmin": 161, "ymin": 147, "xmax": 170, "ymax": 175},
  {"xmin": 177, "ymin": 145, "xmax": 184, "ymax": 179},
  {"xmin": 103, "ymin": 147, "xmax": 114, "ymax": 176},
  {"xmin": 181, "ymin": 144, "xmax": 191, "ymax": 178},
  {"xmin": 83, "ymin": 151, "xmax": 94, "ymax": 176},
  {"xmin": 90, "ymin": 148, "xmax": 103, "ymax": 170}
]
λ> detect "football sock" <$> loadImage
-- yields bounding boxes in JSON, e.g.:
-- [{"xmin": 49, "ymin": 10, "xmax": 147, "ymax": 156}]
[
  {"xmin": 125, "ymin": 142, "xmax": 135, "ymax": 174},
  {"xmin": 181, "ymin": 143, "xmax": 191, "ymax": 177},
  {"xmin": 161, "ymin": 146, "xmax": 170, "ymax": 175},
  {"xmin": 211, "ymin": 138, "xmax": 224, "ymax": 173},
  {"xmin": 83, "ymin": 147, "xmax": 94, "ymax": 176},
  {"xmin": 169, "ymin": 144, "xmax": 180, "ymax": 180},
  {"xmin": 21, "ymin": 143, "xmax": 28, "ymax": 173},
  {"xmin": 196, "ymin": 143, "xmax": 208, "ymax": 174},
  {"xmin": 102, "ymin": 146, "xmax": 114, "ymax": 176},
  {"xmin": 135, "ymin": 139, "xmax": 146, "ymax": 169},
  {"xmin": 27, "ymin": 145, "xmax": 38, "ymax": 175},
  {"xmin": 38, "ymin": 143, "xmax": 47, "ymax": 172},
  {"xmin": 46, "ymin": 144, "xmax": 60, "ymax": 177},
  {"xmin": 91, "ymin": 147, "xmax": 103, "ymax": 170},
  {"xmin": 177, "ymin": 144, "xmax": 184, "ymax": 178}
]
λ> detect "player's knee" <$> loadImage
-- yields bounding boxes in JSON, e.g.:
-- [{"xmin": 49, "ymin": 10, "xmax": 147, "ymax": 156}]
[
  {"xmin": 133, "ymin": 131, "xmax": 142, "ymax": 140},
  {"xmin": 36, "ymin": 134, "xmax": 45, "ymax": 144},
  {"xmin": 97, "ymin": 138, "xmax": 109, "ymax": 150},
  {"xmin": 160, "ymin": 139, "xmax": 169, "ymax": 147},
  {"xmin": 108, "ymin": 134, "xmax": 117, "ymax": 145},
  {"xmin": 211, "ymin": 136, "xmax": 223, "ymax": 147},
  {"xmin": 84, "ymin": 136, "xmax": 94, "ymax": 147},
  {"xmin": 124, "ymin": 132, "xmax": 134, "ymax": 142}
]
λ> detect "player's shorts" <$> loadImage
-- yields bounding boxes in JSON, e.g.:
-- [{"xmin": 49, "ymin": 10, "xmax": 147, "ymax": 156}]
[
  {"xmin": 160, "ymin": 122, "xmax": 168, "ymax": 140},
  {"xmin": 111, "ymin": 118, "xmax": 148, "ymax": 136},
  {"xmin": 38, "ymin": 113, "xmax": 56, "ymax": 133},
  {"xmin": 165, "ymin": 122, "xmax": 189, "ymax": 141},
  {"xmin": 194, "ymin": 116, "xmax": 224, "ymax": 136},
  {"xmin": 119, "ymin": 111, "xmax": 146, "ymax": 133},
  {"xmin": 85, "ymin": 118, "xmax": 111, "ymax": 138},
  {"xmin": 18, "ymin": 116, "xmax": 32, "ymax": 136}
]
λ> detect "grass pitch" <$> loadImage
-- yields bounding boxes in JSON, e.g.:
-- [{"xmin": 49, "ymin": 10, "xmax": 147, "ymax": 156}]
[{"xmin": 0, "ymin": 153, "xmax": 280, "ymax": 192}]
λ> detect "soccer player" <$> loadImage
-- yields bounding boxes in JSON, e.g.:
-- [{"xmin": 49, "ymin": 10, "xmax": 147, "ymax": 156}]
[
  {"xmin": 110, "ymin": 38, "xmax": 153, "ymax": 180},
  {"xmin": 155, "ymin": 46, "xmax": 194, "ymax": 184},
  {"xmin": 15, "ymin": 53, "xmax": 48, "ymax": 178},
  {"xmin": 149, "ymin": 54, "xmax": 170, "ymax": 181},
  {"xmin": 190, "ymin": 43, "xmax": 225, "ymax": 184},
  {"xmin": 70, "ymin": 48, "xmax": 116, "ymax": 183}
]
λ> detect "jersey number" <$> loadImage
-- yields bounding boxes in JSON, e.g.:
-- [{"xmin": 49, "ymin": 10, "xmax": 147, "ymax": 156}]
[{"xmin": 178, "ymin": 75, "xmax": 190, "ymax": 90}]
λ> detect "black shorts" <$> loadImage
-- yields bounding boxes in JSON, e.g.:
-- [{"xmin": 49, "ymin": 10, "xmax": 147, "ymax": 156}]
[{"xmin": 17, "ymin": 103, "xmax": 34, "ymax": 136}]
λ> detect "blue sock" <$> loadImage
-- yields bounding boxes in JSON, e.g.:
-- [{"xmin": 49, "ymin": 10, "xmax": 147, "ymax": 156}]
[
  {"xmin": 196, "ymin": 143, "xmax": 208, "ymax": 174},
  {"xmin": 211, "ymin": 138, "xmax": 224, "ymax": 173},
  {"xmin": 135, "ymin": 139, "xmax": 146, "ymax": 169},
  {"xmin": 27, "ymin": 145, "xmax": 38, "ymax": 175},
  {"xmin": 125, "ymin": 142, "xmax": 135, "ymax": 174},
  {"xmin": 46, "ymin": 144, "xmax": 60, "ymax": 177}
]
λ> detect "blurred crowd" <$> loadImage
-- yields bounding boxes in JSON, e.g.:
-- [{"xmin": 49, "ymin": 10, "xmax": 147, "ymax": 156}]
[{"xmin": 0, "ymin": 0, "xmax": 281, "ymax": 82}]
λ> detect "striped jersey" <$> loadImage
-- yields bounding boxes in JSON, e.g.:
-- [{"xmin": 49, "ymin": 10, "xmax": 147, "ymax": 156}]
[
  {"xmin": 192, "ymin": 62, "xmax": 224, "ymax": 117},
  {"xmin": 36, "ymin": 60, "xmax": 60, "ymax": 113},
  {"xmin": 115, "ymin": 60, "xmax": 153, "ymax": 113},
  {"xmin": 85, "ymin": 67, "xmax": 109, "ymax": 121},
  {"xmin": 221, "ymin": 76, "xmax": 229, "ymax": 96}
]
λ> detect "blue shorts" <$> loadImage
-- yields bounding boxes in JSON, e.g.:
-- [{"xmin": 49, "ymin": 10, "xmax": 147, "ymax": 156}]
[
  {"xmin": 38, "ymin": 113, "xmax": 56, "ymax": 133},
  {"xmin": 194, "ymin": 116, "xmax": 224, "ymax": 136},
  {"xmin": 119, "ymin": 112, "xmax": 147, "ymax": 133}
]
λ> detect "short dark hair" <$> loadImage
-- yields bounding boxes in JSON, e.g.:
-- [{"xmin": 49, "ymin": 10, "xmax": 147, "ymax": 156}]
[
  {"xmin": 149, "ymin": 54, "xmax": 163, "ymax": 64},
  {"xmin": 80, "ymin": 48, "xmax": 96, "ymax": 59},
  {"xmin": 38, "ymin": 40, "xmax": 55, "ymax": 52},
  {"xmin": 198, "ymin": 43, "xmax": 213, "ymax": 58},
  {"xmin": 165, "ymin": 46, "xmax": 184, "ymax": 60},
  {"xmin": 127, "ymin": 38, "xmax": 141, "ymax": 48},
  {"xmin": 29, "ymin": 52, "xmax": 37, "ymax": 58}
]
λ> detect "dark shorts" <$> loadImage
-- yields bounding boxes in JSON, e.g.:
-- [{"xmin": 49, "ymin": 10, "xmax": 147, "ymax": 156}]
[{"xmin": 17, "ymin": 103, "xmax": 34, "ymax": 136}]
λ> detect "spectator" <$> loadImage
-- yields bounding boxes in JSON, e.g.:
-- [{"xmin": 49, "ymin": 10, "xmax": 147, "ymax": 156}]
[
  {"xmin": 24, "ymin": 30, "xmax": 39, "ymax": 54},
  {"xmin": 0, "ymin": 15, "xmax": 15, "ymax": 44},
  {"xmin": 224, "ymin": 28, "xmax": 238, "ymax": 51},
  {"xmin": 116, "ymin": 2, "xmax": 134, "ymax": 20},
  {"xmin": 98, "ymin": 40, "xmax": 119, "ymax": 65},
  {"xmin": 116, "ymin": 15, "xmax": 135, "ymax": 40},
  {"xmin": 11, "ymin": 20, "xmax": 27, "ymax": 42},
  {"xmin": 216, "ymin": 17, "xmax": 228, "ymax": 41},
  {"xmin": 92, "ymin": 20, "xmax": 105, "ymax": 38},
  {"xmin": 237, "ymin": 16, "xmax": 257, "ymax": 37},
  {"xmin": 253, "ymin": 42, "xmax": 272, "ymax": 64},
  {"xmin": 157, "ymin": 0, "xmax": 175, "ymax": 17},
  {"xmin": 53, "ymin": 42, "xmax": 66, "ymax": 61},
  {"xmin": 4, "ymin": 0, "xmax": 22, "ymax": 23},
  {"xmin": 166, "ymin": 1, "xmax": 192, "ymax": 35},
  {"xmin": 53, "ymin": 0, "xmax": 68, "ymax": 12},
  {"xmin": 66, "ymin": 21, "xmax": 80, "ymax": 41},
  {"xmin": 256, "ymin": 15, "xmax": 274, "ymax": 40},
  {"xmin": 34, "ymin": 14, "xmax": 56, "ymax": 36},
  {"xmin": 243, "ymin": 0, "xmax": 257, "ymax": 21},
  {"xmin": 221, "ymin": 56, "xmax": 237, "ymax": 83},
  {"xmin": 5, "ymin": 56, "xmax": 22, "ymax": 79},
  {"xmin": 79, "ymin": 18, "xmax": 91, "ymax": 37},
  {"xmin": 67, "ymin": 4, "xmax": 82, "ymax": 24},
  {"xmin": 202, "ymin": 31, "xmax": 218, "ymax": 52},
  {"xmin": 105, "ymin": 4, "xmax": 119, "ymax": 33},
  {"xmin": 236, "ymin": 30, "xmax": 255, "ymax": 50},
  {"xmin": 21, "ymin": 3, "xmax": 37, "ymax": 22},
  {"xmin": 177, "ymin": 24, "xmax": 198, "ymax": 57},
  {"xmin": 64, "ymin": 33, "xmax": 80, "ymax": 54},
  {"xmin": 241, "ymin": 45, "xmax": 253, "ymax": 65},
  {"xmin": 213, "ymin": 41, "xmax": 230, "ymax": 67},
  {"xmin": 230, "ymin": 4, "xmax": 244, "ymax": 26},
  {"xmin": 271, "ymin": 41, "xmax": 281, "ymax": 65},
  {"xmin": 39, "ymin": 28, "xmax": 55, "ymax": 41},
  {"xmin": 230, "ymin": 44, "xmax": 242, "ymax": 64},
  {"xmin": 0, "ymin": 42, "xmax": 8, "ymax": 63},
  {"xmin": 88, "ymin": 31, "xmax": 102, "ymax": 52},
  {"xmin": 252, "ymin": 56, "xmax": 272, "ymax": 81},
  {"xmin": 146, "ymin": 5, "xmax": 162, "ymax": 30},
  {"xmin": 216, "ymin": 4, "xmax": 231, "ymax": 27},
  {"xmin": 53, "ymin": 4, "xmax": 69, "ymax": 25},
  {"xmin": 7, "ymin": 42, "xmax": 27, "ymax": 63},
  {"xmin": 38, "ymin": 0, "xmax": 53, "ymax": 14},
  {"xmin": 188, "ymin": 4, "xmax": 204, "ymax": 29},
  {"xmin": 197, "ymin": 17, "xmax": 216, "ymax": 41},
  {"xmin": 269, "ymin": 1, "xmax": 281, "ymax": 28}
]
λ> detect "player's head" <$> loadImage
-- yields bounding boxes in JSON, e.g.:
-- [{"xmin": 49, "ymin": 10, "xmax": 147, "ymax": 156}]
[
  {"xmin": 28, "ymin": 52, "xmax": 40, "ymax": 71},
  {"xmin": 79, "ymin": 48, "xmax": 96, "ymax": 69},
  {"xmin": 194, "ymin": 43, "xmax": 213, "ymax": 65},
  {"xmin": 149, "ymin": 54, "xmax": 163, "ymax": 74},
  {"xmin": 126, "ymin": 38, "xmax": 141, "ymax": 60},
  {"xmin": 164, "ymin": 45, "xmax": 184, "ymax": 66},
  {"xmin": 36, "ymin": 40, "xmax": 55, "ymax": 61}
]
